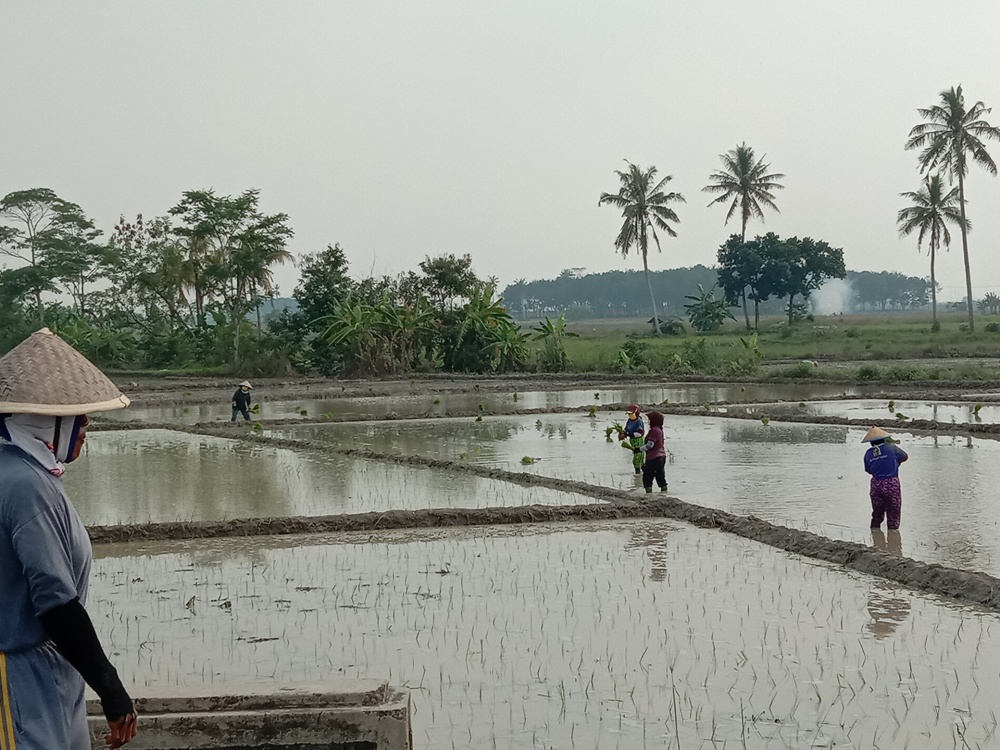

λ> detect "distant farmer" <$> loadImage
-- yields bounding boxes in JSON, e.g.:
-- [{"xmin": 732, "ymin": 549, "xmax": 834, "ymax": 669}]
[
  {"xmin": 863, "ymin": 427, "xmax": 908, "ymax": 530},
  {"xmin": 637, "ymin": 410, "xmax": 668, "ymax": 493},
  {"xmin": 0, "ymin": 328, "xmax": 138, "ymax": 748},
  {"xmin": 618, "ymin": 405, "xmax": 645, "ymax": 475},
  {"xmin": 231, "ymin": 381, "xmax": 253, "ymax": 422}
]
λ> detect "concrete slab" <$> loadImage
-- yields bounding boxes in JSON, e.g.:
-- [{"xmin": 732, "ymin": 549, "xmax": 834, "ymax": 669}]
[{"xmin": 86, "ymin": 680, "xmax": 411, "ymax": 749}]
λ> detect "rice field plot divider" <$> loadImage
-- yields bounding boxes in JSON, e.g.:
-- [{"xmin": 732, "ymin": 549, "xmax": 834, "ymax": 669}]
[
  {"xmin": 88, "ymin": 423, "xmax": 1000, "ymax": 613},
  {"xmin": 657, "ymin": 404, "xmax": 1000, "ymax": 440}
]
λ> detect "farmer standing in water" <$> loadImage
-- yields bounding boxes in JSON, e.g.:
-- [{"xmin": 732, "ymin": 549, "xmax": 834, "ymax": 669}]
[
  {"xmin": 0, "ymin": 328, "xmax": 138, "ymax": 748},
  {"xmin": 231, "ymin": 380, "xmax": 253, "ymax": 422},
  {"xmin": 863, "ymin": 427, "xmax": 908, "ymax": 531}
]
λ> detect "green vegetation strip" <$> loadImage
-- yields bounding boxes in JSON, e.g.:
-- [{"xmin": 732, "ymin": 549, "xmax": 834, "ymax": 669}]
[{"xmin": 89, "ymin": 425, "xmax": 1000, "ymax": 611}]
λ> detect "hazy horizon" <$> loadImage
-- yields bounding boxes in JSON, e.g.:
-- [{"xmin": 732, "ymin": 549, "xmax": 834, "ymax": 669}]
[{"xmin": 4, "ymin": 1, "xmax": 1000, "ymax": 303}]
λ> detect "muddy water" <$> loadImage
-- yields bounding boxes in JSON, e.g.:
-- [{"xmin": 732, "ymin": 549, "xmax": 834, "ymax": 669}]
[
  {"xmin": 97, "ymin": 383, "xmax": 875, "ymax": 424},
  {"xmin": 67, "ymin": 429, "xmax": 598, "ymax": 525},
  {"xmin": 726, "ymin": 398, "xmax": 1000, "ymax": 424},
  {"xmin": 276, "ymin": 415, "xmax": 1000, "ymax": 576},
  {"xmin": 91, "ymin": 521, "xmax": 999, "ymax": 749}
]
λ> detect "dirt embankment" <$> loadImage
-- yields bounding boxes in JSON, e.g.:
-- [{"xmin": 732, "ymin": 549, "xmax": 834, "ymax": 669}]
[{"xmin": 88, "ymin": 424, "xmax": 1000, "ymax": 612}]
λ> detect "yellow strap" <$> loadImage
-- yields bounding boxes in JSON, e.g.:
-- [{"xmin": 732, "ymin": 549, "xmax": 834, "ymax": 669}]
[{"xmin": 0, "ymin": 652, "xmax": 16, "ymax": 750}]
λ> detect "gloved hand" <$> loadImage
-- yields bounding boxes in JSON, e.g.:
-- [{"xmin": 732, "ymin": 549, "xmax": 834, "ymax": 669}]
[{"xmin": 105, "ymin": 712, "xmax": 138, "ymax": 748}]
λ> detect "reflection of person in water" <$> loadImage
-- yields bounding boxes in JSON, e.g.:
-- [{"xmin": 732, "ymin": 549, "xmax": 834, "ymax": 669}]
[
  {"xmin": 625, "ymin": 524, "xmax": 670, "ymax": 582},
  {"xmin": 866, "ymin": 528, "xmax": 910, "ymax": 638}
]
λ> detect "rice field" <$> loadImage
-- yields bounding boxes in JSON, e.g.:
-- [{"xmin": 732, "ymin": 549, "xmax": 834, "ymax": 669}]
[
  {"xmin": 69, "ymin": 429, "xmax": 597, "ymax": 525},
  {"xmin": 91, "ymin": 521, "xmax": 1000, "ymax": 749},
  {"xmin": 270, "ymin": 413, "xmax": 1000, "ymax": 576}
]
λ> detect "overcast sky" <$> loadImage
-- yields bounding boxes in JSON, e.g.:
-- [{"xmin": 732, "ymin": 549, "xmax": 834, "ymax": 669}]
[{"xmin": 4, "ymin": 1, "xmax": 1000, "ymax": 301}]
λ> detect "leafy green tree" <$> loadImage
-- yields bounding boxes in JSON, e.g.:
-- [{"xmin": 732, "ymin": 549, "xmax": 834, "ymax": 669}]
[
  {"xmin": 419, "ymin": 253, "xmax": 479, "ymax": 309},
  {"xmin": 0, "ymin": 188, "xmax": 92, "ymax": 323},
  {"xmin": 774, "ymin": 237, "xmax": 846, "ymax": 325},
  {"xmin": 598, "ymin": 162, "xmax": 685, "ymax": 334},
  {"xmin": 906, "ymin": 85, "xmax": 1000, "ymax": 331},
  {"xmin": 169, "ymin": 189, "xmax": 293, "ymax": 363},
  {"xmin": 684, "ymin": 284, "xmax": 735, "ymax": 332},
  {"xmin": 716, "ymin": 233, "xmax": 787, "ymax": 330},
  {"xmin": 896, "ymin": 175, "xmax": 966, "ymax": 323}
]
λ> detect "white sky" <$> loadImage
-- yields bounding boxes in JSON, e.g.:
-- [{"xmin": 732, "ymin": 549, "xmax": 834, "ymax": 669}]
[{"xmin": 3, "ymin": 1, "xmax": 1000, "ymax": 301}]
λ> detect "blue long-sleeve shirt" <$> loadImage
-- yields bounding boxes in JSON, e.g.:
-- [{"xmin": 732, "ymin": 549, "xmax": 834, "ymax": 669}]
[{"xmin": 864, "ymin": 442, "xmax": 908, "ymax": 479}]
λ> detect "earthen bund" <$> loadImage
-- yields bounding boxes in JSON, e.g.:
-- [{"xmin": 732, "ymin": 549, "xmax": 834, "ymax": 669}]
[{"xmin": 86, "ymin": 680, "xmax": 411, "ymax": 750}]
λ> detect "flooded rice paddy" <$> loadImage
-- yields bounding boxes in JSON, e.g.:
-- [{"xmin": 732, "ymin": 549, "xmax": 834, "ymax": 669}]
[
  {"xmin": 725, "ymin": 399, "xmax": 1000, "ymax": 424},
  {"xmin": 68, "ymin": 429, "xmax": 597, "ymax": 525},
  {"xmin": 98, "ymin": 383, "xmax": 877, "ymax": 424},
  {"xmin": 92, "ymin": 521, "xmax": 1000, "ymax": 750},
  {"xmin": 273, "ymin": 414, "xmax": 1000, "ymax": 576}
]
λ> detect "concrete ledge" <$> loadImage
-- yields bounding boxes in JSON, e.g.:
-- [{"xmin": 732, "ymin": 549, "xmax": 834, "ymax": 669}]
[{"xmin": 87, "ymin": 680, "xmax": 411, "ymax": 749}]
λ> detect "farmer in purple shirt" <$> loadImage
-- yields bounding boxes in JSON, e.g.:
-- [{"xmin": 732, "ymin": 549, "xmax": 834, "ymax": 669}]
[
  {"xmin": 636, "ymin": 410, "xmax": 668, "ymax": 493},
  {"xmin": 863, "ymin": 427, "xmax": 908, "ymax": 531}
]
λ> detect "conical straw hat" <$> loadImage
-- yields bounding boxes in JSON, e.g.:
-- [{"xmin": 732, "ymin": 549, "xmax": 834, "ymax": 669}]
[
  {"xmin": 0, "ymin": 328, "xmax": 130, "ymax": 416},
  {"xmin": 862, "ymin": 426, "xmax": 891, "ymax": 443},
  {"xmin": 238, "ymin": 381, "xmax": 253, "ymax": 389}
]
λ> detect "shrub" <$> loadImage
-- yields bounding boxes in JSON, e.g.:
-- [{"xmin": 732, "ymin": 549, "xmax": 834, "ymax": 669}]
[
  {"xmin": 931, "ymin": 321, "xmax": 941, "ymax": 334},
  {"xmin": 778, "ymin": 362, "xmax": 816, "ymax": 379},
  {"xmin": 660, "ymin": 319, "xmax": 686, "ymax": 335},
  {"xmin": 845, "ymin": 328, "xmax": 859, "ymax": 339},
  {"xmin": 882, "ymin": 365, "xmax": 921, "ymax": 382},
  {"xmin": 985, "ymin": 322, "xmax": 1000, "ymax": 333},
  {"xmin": 959, "ymin": 323, "xmax": 969, "ymax": 332},
  {"xmin": 856, "ymin": 364, "xmax": 882, "ymax": 381}
]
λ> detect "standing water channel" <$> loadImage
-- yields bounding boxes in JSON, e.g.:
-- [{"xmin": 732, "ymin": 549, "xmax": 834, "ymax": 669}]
[{"xmin": 97, "ymin": 383, "xmax": 879, "ymax": 425}]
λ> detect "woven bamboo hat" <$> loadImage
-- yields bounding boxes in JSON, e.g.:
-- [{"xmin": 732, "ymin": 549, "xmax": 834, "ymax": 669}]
[
  {"xmin": 238, "ymin": 380, "xmax": 253, "ymax": 389},
  {"xmin": 0, "ymin": 328, "xmax": 130, "ymax": 416},
  {"xmin": 862, "ymin": 426, "xmax": 891, "ymax": 443}
]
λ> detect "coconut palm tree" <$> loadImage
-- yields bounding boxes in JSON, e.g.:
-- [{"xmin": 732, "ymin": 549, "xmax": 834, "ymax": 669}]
[
  {"xmin": 905, "ymin": 85, "xmax": 1000, "ymax": 331},
  {"xmin": 598, "ymin": 162, "xmax": 685, "ymax": 334},
  {"xmin": 896, "ymin": 175, "xmax": 967, "ymax": 323},
  {"xmin": 703, "ymin": 143, "xmax": 785, "ymax": 329},
  {"xmin": 703, "ymin": 143, "xmax": 785, "ymax": 242}
]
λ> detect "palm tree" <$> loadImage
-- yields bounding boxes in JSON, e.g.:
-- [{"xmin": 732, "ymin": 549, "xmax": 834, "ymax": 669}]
[
  {"xmin": 896, "ymin": 175, "xmax": 967, "ymax": 323},
  {"xmin": 598, "ymin": 162, "xmax": 685, "ymax": 334},
  {"xmin": 702, "ymin": 143, "xmax": 785, "ymax": 329},
  {"xmin": 905, "ymin": 85, "xmax": 1000, "ymax": 331}
]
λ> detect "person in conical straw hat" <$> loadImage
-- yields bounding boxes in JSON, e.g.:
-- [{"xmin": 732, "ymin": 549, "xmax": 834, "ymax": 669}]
[
  {"xmin": 862, "ymin": 426, "xmax": 908, "ymax": 532},
  {"xmin": 0, "ymin": 328, "xmax": 138, "ymax": 749},
  {"xmin": 231, "ymin": 380, "xmax": 253, "ymax": 422}
]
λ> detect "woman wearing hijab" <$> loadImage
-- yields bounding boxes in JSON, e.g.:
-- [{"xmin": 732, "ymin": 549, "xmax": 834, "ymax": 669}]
[{"xmin": 0, "ymin": 328, "xmax": 138, "ymax": 749}]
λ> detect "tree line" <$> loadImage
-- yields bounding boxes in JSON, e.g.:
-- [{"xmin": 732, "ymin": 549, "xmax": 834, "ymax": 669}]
[
  {"xmin": 595, "ymin": 85, "xmax": 1000, "ymax": 333},
  {"xmin": 0, "ymin": 194, "xmax": 577, "ymax": 375}
]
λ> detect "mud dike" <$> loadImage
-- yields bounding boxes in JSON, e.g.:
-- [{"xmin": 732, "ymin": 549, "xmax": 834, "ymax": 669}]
[{"xmin": 83, "ymin": 419, "xmax": 1000, "ymax": 614}]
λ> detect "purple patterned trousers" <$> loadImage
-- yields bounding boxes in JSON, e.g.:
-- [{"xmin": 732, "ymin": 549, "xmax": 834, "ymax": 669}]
[{"xmin": 870, "ymin": 476, "xmax": 902, "ymax": 530}]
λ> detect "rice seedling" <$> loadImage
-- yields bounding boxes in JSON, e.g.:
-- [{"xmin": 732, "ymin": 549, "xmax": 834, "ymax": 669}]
[{"xmin": 90, "ymin": 520, "xmax": 1000, "ymax": 750}]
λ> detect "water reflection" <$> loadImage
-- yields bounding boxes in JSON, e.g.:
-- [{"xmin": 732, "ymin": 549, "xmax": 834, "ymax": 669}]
[
  {"xmin": 69, "ymin": 429, "xmax": 600, "ymax": 525},
  {"xmin": 722, "ymin": 422, "xmax": 849, "ymax": 445},
  {"xmin": 865, "ymin": 530, "xmax": 911, "ymax": 639},
  {"xmin": 625, "ymin": 525, "xmax": 670, "ymax": 582},
  {"xmin": 732, "ymin": 399, "xmax": 1000, "ymax": 425}
]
